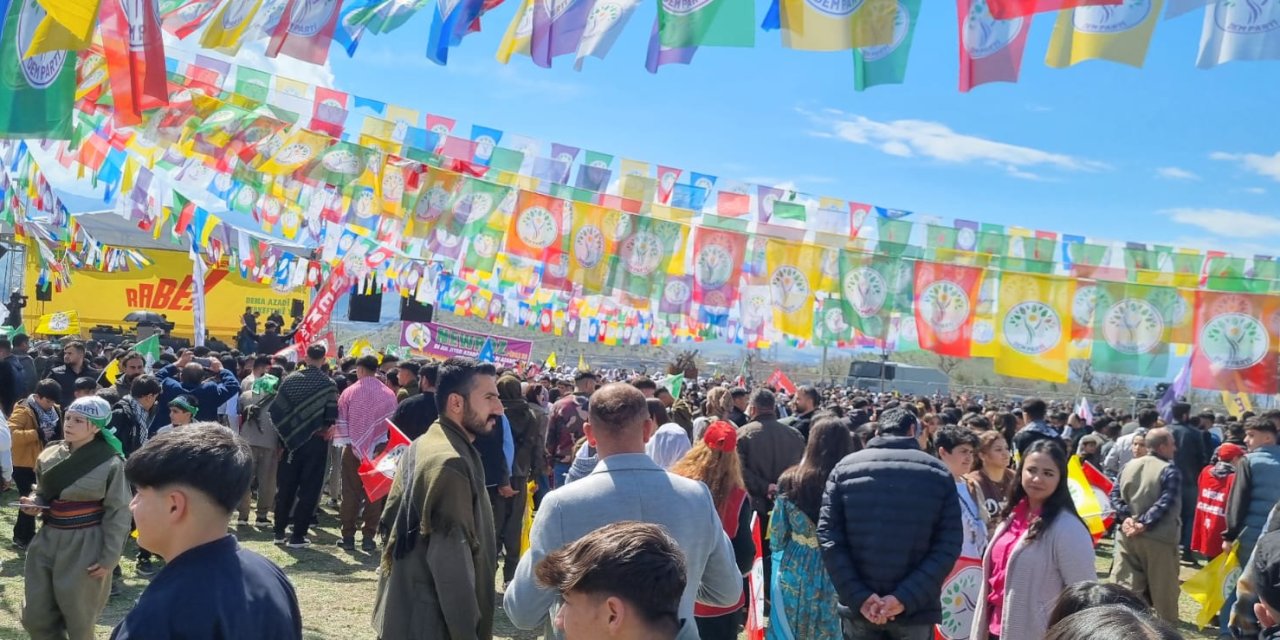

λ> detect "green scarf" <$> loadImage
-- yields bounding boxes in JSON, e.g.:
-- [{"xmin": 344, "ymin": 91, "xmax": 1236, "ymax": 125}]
[{"xmin": 36, "ymin": 437, "xmax": 120, "ymax": 503}]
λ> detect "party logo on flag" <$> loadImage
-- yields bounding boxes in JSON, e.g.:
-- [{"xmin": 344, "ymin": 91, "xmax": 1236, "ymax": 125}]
[
  {"xmin": 514, "ymin": 206, "xmax": 560, "ymax": 249},
  {"xmin": 770, "ymin": 266, "xmax": 810, "ymax": 313},
  {"xmin": 919, "ymin": 280, "xmax": 970, "ymax": 333},
  {"xmin": 662, "ymin": 278, "xmax": 692, "ymax": 308},
  {"xmin": 1213, "ymin": 0, "xmax": 1280, "ymax": 34},
  {"xmin": 289, "ymin": 0, "xmax": 340, "ymax": 36},
  {"xmin": 17, "ymin": 0, "xmax": 67, "ymax": 89},
  {"xmin": 1073, "ymin": 0, "xmax": 1152, "ymax": 33},
  {"xmin": 1003, "ymin": 301, "xmax": 1062, "ymax": 355},
  {"xmin": 1200, "ymin": 312, "xmax": 1268, "ymax": 370},
  {"xmin": 222, "ymin": 0, "xmax": 258, "ymax": 29},
  {"xmin": 1072, "ymin": 284, "xmax": 1103, "ymax": 329},
  {"xmin": 860, "ymin": 0, "xmax": 911, "ymax": 60},
  {"xmin": 695, "ymin": 242, "xmax": 736, "ymax": 289},
  {"xmin": 937, "ymin": 559, "xmax": 983, "ymax": 638},
  {"xmin": 620, "ymin": 232, "xmax": 664, "ymax": 276},
  {"xmin": 963, "ymin": 1, "xmax": 1024, "ymax": 59},
  {"xmin": 662, "ymin": 0, "xmax": 716, "ymax": 16},
  {"xmin": 1101, "ymin": 298, "xmax": 1164, "ymax": 355},
  {"xmin": 572, "ymin": 225, "xmax": 606, "ymax": 267},
  {"xmin": 844, "ymin": 267, "xmax": 888, "ymax": 317}
]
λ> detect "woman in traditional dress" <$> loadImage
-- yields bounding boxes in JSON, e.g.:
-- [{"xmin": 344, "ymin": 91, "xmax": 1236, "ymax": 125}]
[
  {"xmin": 670, "ymin": 420, "xmax": 754, "ymax": 640},
  {"xmin": 20, "ymin": 396, "xmax": 131, "ymax": 640},
  {"xmin": 767, "ymin": 416, "xmax": 855, "ymax": 640}
]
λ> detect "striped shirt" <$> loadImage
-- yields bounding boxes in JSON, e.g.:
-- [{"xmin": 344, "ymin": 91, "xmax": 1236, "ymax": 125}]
[{"xmin": 336, "ymin": 376, "xmax": 397, "ymax": 460}]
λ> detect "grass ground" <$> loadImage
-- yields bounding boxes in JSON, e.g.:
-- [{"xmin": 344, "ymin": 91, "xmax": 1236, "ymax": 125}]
[{"xmin": 0, "ymin": 484, "xmax": 1222, "ymax": 639}]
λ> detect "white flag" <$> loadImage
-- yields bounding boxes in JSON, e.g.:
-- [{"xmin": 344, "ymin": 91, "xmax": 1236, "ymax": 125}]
[{"xmin": 1197, "ymin": 0, "xmax": 1280, "ymax": 69}]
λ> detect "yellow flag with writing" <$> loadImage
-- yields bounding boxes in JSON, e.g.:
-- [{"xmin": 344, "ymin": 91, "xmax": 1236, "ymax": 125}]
[
  {"xmin": 1221, "ymin": 390, "xmax": 1254, "ymax": 418},
  {"xmin": 200, "ymin": 0, "xmax": 265, "ymax": 54},
  {"xmin": 780, "ymin": 0, "xmax": 896, "ymax": 51},
  {"xmin": 1181, "ymin": 542, "xmax": 1240, "ymax": 629},
  {"xmin": 995, "ymin": 273, "xmax": 1073, "ymax": 383},
  {"xmin": 1045, "ymin": 0, "xmax": 1165, "ymax": 68},
  {"xmin": 765, "ymin": 239, "xmax": 822, "ymax": 341},
  {"xmin": 568, "ymin": 203, "xmax": 616, "ymax": 294},
  {"xmin": 256, "ymin": 128, "xmax": 329, "ymax": 176},
  {"xmin": 970, "ymin": 272, "xmax": 999, "ymax": 359}
]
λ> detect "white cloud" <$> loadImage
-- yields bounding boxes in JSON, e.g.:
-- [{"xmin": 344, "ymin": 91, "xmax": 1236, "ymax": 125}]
[
  {"xmin": 801, "ymin": 108, "xmax": 1108, "ymax": 175},
  {"xmin": 1210, "ymin": 151, "xmax": 1280, "ymax": 182},
  {"xmin": 1156, "ymin": 166, "xmax": 1200, "ymax": 180},
  {"xmin": 1245, "ymin": 187, "xmax": 1268, "ymax": 195},
  {"xmin": 1160, "ymin": 208, "xmax": 1280, "ymax": 239}
]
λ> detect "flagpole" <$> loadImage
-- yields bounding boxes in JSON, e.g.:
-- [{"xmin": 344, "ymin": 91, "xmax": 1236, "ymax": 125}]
[{"xmin": 821, "ymin": 345, "xmax": 828, "ymax": 386}]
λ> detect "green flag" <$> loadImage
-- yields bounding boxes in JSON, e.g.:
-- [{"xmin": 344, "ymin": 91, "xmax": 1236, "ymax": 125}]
[
  {"xmin": 462, "ymin": 225, "xmax": 504, "ymax": 274},
  {"xmin": 488, "ymin": 147, "xmax": 525, "ymax": 174},
  {"xmin": 1090, "ymin": 282, "xmax": 1170, "ymax": 378},
  {"xmin": 0, "ymin": 0, "xmax": 75, "ymax": 139},
  {"xmin": 135, "ymin": 334, "xmax": 162, "ymax": 369},
  {"xmin": 772, "ymin": 200, "xmax": 806, "ymax": 224},
  {"xmin": 234, "ymin": 66, "xmax": 271, "ymax": 106},
  {"xmin": 1206, "ymin": 256, "xmax": 1269, "ymax": 293},
  {"xmin": 449, "ymin": 177, "xmax": 511, "ymax": 235},
  {"xmin": 659, "ymin": 373, "xmax": 684, "ymax": 399},
  {"xmin": 853, "ymin": 0, "xmax": 921, "ymax": 92},
  {"xmin": 608, "ymin": 216, "xmax": 684, "ymax": 299},
  {"xmin": 659, "ymin": 0, "xmax": 755, "ymax": 48},
  {"xmin": 813, "ymin": 298, "xmax": 851, "ymax": 346},
  {"xmin": 839, "ymin": 251, "xmax": 912, "ymax": 340}
]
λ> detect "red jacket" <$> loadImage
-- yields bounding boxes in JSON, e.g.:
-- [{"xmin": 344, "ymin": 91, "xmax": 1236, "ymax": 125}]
[{"xmin": 1192, "ymin": 464, "xmax": 1236, "ymax": 558}]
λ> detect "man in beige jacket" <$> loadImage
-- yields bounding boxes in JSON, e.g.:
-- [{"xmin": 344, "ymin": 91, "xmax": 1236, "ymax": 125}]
[{"xmin": 1111, "ymin": 426, "xmax": 1182, "ymax": 622}]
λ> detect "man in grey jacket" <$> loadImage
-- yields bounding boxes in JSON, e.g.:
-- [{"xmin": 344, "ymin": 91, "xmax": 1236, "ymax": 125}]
[{"xmin": 505, "ymin": 383, "xmax": 742, "ymax": 639}]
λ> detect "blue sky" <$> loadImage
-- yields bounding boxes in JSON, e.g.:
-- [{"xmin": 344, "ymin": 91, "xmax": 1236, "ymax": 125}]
[{"xmin": 307, "ymin": 2, "xmax": 1279, "ymax": 257}]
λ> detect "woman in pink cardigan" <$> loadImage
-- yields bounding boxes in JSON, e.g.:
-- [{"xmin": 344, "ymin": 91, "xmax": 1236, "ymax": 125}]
[{"xmin": 969, "ymin": 439, "xmax": 1097, "ymax": 640}]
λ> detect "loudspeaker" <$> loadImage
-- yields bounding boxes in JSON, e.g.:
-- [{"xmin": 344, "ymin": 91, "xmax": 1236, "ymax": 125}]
[
  {"xmin": 348, "ymin": 289, "xmax": 383, "ymax": 323},
  {"xmin": 290, "ymin": 299, "xmax": 304, "ymax": 319},
  {"xmin": 35, "ymin": 283, "xmax": 51, "ymax": 302},
  {"xmin": 400, "ymin": 296, "xmax": 434, "ymax": 323}
]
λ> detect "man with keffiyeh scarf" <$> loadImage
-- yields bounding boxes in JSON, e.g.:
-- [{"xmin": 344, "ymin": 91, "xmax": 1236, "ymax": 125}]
[
  {"xmin": 8, "ymin": 379, "xmax": 63, "ymax": 549},
  {"xmin": 268, "ymin": 345, "xmax": 338, "ymax": 548}
]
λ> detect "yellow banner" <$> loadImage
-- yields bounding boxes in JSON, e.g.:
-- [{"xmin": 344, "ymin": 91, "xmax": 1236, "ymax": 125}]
[
  {"xmin": 1046, "ymin": 0, "xmax": 1165, "ymax": 69},
  {"xmin": 1221, "ymin": 390, "xmax": 1254, "ymax": 418},
  {"xmin": 25, "ymin": 249, "xmax": 307, "ymax": 341},
  {"xmin": 765, "ymin": 239, "xmax": 822, "ymax": 341},
  {"xmin": 780, "ymin": 0, "xmax": 896, "ymax": 51},
  {"xmin": 995, "ymin": 273, "xmax": 1074, "ymax": 383}
]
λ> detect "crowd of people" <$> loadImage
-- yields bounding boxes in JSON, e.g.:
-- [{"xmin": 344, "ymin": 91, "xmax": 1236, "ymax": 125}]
[{"xmin": 5, "ymin": 332, "xmax": 1280, "ymax": 639}]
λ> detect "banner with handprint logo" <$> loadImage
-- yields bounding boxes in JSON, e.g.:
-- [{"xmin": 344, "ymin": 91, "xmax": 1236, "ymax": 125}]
[
  {"xmin": 995, "ymin": 273, "xmax": 1073, "ymax": 383},
  {"xmin": 1192, "ymin": 291, "xmax": 1278, "ymax": 394}
]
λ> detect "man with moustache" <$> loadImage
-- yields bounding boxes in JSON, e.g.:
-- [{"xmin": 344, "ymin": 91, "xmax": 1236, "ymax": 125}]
[{"xmin": 373, "ymin": 357, "xmax": 505, "ymax": 640}]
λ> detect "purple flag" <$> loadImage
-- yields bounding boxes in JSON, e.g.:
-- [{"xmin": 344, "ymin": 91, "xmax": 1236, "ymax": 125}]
[
  {"xmin": 550, "ymin": 143, "xmax": 580, "ymax": 165},
  {"xmin": 531, "ymin": 0, "xmax": 594, "ymax": 68},
  {"xmin": 645, "ymin": 18, "xmax": 695, "ymax": 73},
  {"xmin": 756, "ymin": 185, "xmax": 784, "ymax": 224},
  {"xmin": 658, "ymin": 275, "xmax": 693, "ymax": 315},
  {"xmin": 576, "ymin": 165, "xmax": 611, "ymax": 192},
  {"xmin": 954, "ymin": 219, "xmax": 979, "ymax": 251},
  {"xmin": 1158, "ymin": 360, "xmax": 1191, "ymax": 422}
]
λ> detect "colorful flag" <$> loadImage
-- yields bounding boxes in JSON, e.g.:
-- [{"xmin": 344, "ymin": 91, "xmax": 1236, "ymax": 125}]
[
  {"xmin": 545, "ymin": 351, "xmax": 557, "ymax": 368},
  {"xmin": 658, "ymin": 0, "xmax": 754, "ymax": 48},
  {"xmin": 609, "ymin": 214, "xmax": 686, "ymax": 299},
  {"xmin": 506, "ymin": 190, "xmax": 565, "ymax": 262},
  {"xmin": 0, "ymin": 0, "xmax": 75, "ymax": 139},
  {"xmin": 496, "ymin": 0, "xmax": 534, "ymax": 62},
  {"xmin": 766, "ymin": 368, "xmax": 797, "ymax": 394},
  {"xmin": 957, "ymin": 0, "xmax": 1032, "ymax": 92},
  {"xmin": 267, "ymin": 0, "xmax": 343, "ymax": 64},
  {"xmin": 426, "ymin": 0, "xmax": 485, "ymax": 64},
  {"xmin": 840, "ymin": 251, "xmax": 912, "ymax": 341},
  {"xmin": 994, "ymin": 273, "xmax": 1073, "ymax": 383},
  {"xmin": 645, "ymin": 16, "xmax": 698, "ymax": 72},
  {"xmin": 574, "ymin": 0, "xmax": 641, "ymax": 68},
  {"xmin": 530, "ymin": 0, "xmax": 593, "ymax": 67},
  {"xmin": 1221, "ymin": 389, "xmax": 1254, "ymax": 418},
  {"xmin": 1046, "ymin": 0, "xmax": 1164, "ymax": 68},
  {"xmin": 1067, "ymin": 454, "xmax": 1112, "ymax": 542},
  {"xmin": 1089, "ymin": 282, "xmax": 1171, "ymax": 377},
  {"xmin": 778, "ymin": 0, "xmax": 896, "ymax": 51},
  {"xmin": 256, "ymin": 127, "xmax": 330, "ymax": 175},
  {"xmin": 987, "ymin": 0, "xmax": 1124, "ymax": 18},
  {"xmin": 161, "ymin": 0, "xmax": 220, "ymax": 38},
  {"xmin": 913, "ymin": 260, "xmax": 984, "ymax": 358},
  {"xmin": 765, "ymin": 239, "xmax": 823, "ymax": 340},
  {"xmin": 1181, "ymin": 542, "xmax": 1240, "ymax": 629},
  {"xmin": 199, "ymin": 0, "xmax": 264, "ymax": 54},
  {"xmin": 692, "ymin": 227, "xmax": 747, "ymax": 308},
  {"xmin": 578, "ymin": 353, "xmax": 589, "ymax": 371},
  {"xmin": 1191, "ymin": 291, "xmax": 1278, "ymax": 395},
  {"xmin": 100, "ymin": 0, "xmax": 169, "ymax": 127},
  {"xmin": 358, "ymin": 420, "xmax": 410, "ymax": 501},
  {"xmin": 568, "ymin": 202, "xmax": 617, "ymax": 294},
  {"xmin": 35, "ymin": 310, "xmax": 78, "ymax": 335},
  {"xmin": 1157, "ymin": 359, "xmax": 1190, "ymax": 422},
  {"xmin": 29, "ymin": 0, "xmax": 101, "ymax": 51},
  {"xmin": 1197, "ymin": 0, "xmax": 1280, "ymax": 68},
  {"xmin": 658, "ymin": 274, "xmax": 694, "ymax": 316},
  {"xmin": 448, "ymin": 176, "xmax": 510, "ymax": 235},
  {"xmin": 853, "ymin": 0, "xmax": 923, "ymax": 91}
]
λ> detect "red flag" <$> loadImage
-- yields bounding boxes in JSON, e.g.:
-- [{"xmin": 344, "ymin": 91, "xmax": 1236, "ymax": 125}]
[
  {"xmin": 987, "ymin": 0, "xmax": 1122, "ymax": 19},
  {"xmin": 358, "ymin": 421, "xmax": 411, "ymax": 503},
  {"xmin": 1191, "ymin": 291, "xmax": 1280, "ymax": 395},
  {"xmin": 744, "ymin": 513, "xmax": 765, "ymax": 640},
  {"xmin": 1081, "ymin": 461, "xmax": 1115, "ymax": 533},
  {"xmin": 266, "ymin": 0, "xmax": 343, "ymax": 65},
  {"xmin": 957, "ymin": 0, "xmax": 1032, "ymax": 93},
  {"xmin": 100, "ymin": 0, "xmax": 169, "ymax": 127},
  {"xmin": 295, "ymin": 262, "xmax": 353, "ymax": 346},
  {"xmin": 766, "ymin": 369, "xmax": 797, "ymax": 395},
  {"xmin": 934, "ymin": 557, "xmax": 983, "ymax": 639},
  {"xmin": 715, "ymin": 191, "xmax": 750, "ymax": 217},
  {"xmin": 310, "ymin": 87, "xmax": 349, "ymax": 138},
  {"xmin": 913, "ymin": 261, "xmax": 984, "ymax": 358},
  {"xmin": 691, "ymin": 227, "xmax": 747, "ymax": 308},
  {"xmin": 161, "ymin": 0, "xmax": 219, "ymax": 38}
]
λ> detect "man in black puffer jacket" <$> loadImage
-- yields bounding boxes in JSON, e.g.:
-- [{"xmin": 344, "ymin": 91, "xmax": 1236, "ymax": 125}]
[{"xmin": 818, "ymin": 407, "xmax": 962, "ymax": 640}]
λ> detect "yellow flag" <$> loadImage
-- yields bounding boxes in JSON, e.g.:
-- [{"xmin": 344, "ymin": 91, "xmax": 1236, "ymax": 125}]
[
  {"xmin": 26, "ymin": 6, "xmax": 93, "ymax": 58},
  {"xmin": 545, "ymin": 352, "xmax": 557, "ymax": 368},
  {"xmin": 496, "ymin": 0, "xmax": 534, "ymax": 63},
  {"xmin": 578, "ymin": 354, "xmax": 589, "ymax": 371},
  {"xmin": 1221, "ymin": 390, "xmax": 1254, "ymax": 418},
  {"xmin": 765, "ymin": 239, "xmax": 823, "ymax": 341},
  {"xmin": 36, "ymin": 311, "xmax": 79, "ymax": 335},
  {"xmin": 200, "ymin": 0, "xmax": 265, "ymax": 54},
  {"xmin": 1181, "ymin": 542, "xmax": 1241, "ymax": 629},
  {"xmin": 780, "ymin": 0, "xmax": 896, "ymax": 51},
  {"xmin": 1045, "ymin": 0, "xmax": 1164, "ymax": 68},
  {"xmin": 970, "ymin": 273, "xmax": 999, "ymax": 359},
  {"xmin": 104, "ymin": 357, "xmax": 121, "ymax": 385},
  {"xmin": 1066, "ymin": 455, "xmax": 1106, "ymax": 538},
  {"xmin": 257, "ymin": 128, "xmax": 329, "ymax": 175},
  {"xmin": 994, "ymin": 273, "xmax": 1073, "ymax": 383},
  {"xmin": 30, "ymin": 0, "xmax": 100, "ymax": 53},
  {"xmin": 568, "ymin": 203, "xmax": 616, "ymax": 294}
]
